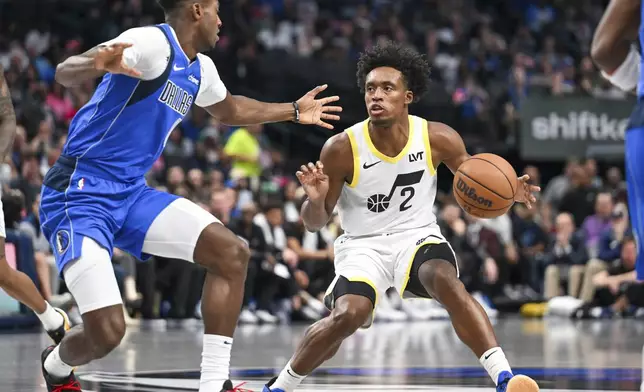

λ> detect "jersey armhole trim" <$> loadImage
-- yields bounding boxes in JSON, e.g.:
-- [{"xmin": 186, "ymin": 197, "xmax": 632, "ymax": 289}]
[
  {"xmin": 346, "ymin": 128, "xmax": 360, "ymax": 188},
  {"xmin": 422, "ymin": 119, "xmax": 437, "ymax": 176}
]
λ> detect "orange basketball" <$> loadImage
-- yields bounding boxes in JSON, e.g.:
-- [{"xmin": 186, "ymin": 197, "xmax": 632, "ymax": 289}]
[{"xmin": 453, "ymin": 153, "xmax": 517, "ymax": 219}]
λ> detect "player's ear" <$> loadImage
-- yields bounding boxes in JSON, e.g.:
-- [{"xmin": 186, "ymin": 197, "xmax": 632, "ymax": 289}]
[
  {"xmin": 191, "ymin": 2, "xmax": 202, "ymax": 20},
  {"xmin": 405, "ymin": 90, "xmax": 414, "ymax": 105}
]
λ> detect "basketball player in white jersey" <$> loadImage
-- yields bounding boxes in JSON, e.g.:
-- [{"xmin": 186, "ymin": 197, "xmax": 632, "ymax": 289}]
[{"xmin": 263, "ymin": 42, "xmax": 540, "ymax": 392}]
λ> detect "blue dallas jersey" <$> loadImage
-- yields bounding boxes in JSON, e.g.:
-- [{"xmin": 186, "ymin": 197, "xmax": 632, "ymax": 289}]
[
  {"xmin": 40, "ymin": 24, "xmax": 217, "ymax": 270},
  {"xmin": 63, "ymin": 23, "xmax": 201, "ymax": 182}
]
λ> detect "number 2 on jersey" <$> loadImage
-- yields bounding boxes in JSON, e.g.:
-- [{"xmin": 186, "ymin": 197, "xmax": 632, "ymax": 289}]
[{"xmin": 366, "ymin": 170, "xmax": 424, "ymax": 213}]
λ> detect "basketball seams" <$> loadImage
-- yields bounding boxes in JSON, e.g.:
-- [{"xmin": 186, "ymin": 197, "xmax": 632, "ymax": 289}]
[
  {"xmin": 456, "ymin": 169, "xmax": 514, "ymax": 201},
  {"xmin": 467, "ymin": 157, "xmax": 517, "ymax": 197}
]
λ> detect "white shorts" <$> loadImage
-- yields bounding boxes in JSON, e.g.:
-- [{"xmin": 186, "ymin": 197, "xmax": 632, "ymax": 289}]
[
  {"xmin": 325, "ymin": 225, "xmax": 458, "ymax": 328},
  {"xmin": 63, "ymin": 198, "xmax": 219, "ymax": 314}
]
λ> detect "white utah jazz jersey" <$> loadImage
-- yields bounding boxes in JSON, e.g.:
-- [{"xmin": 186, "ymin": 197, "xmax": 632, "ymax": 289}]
[{"xmin": 337, "ymin": 115, "xmax": 438, "ymax": 236}]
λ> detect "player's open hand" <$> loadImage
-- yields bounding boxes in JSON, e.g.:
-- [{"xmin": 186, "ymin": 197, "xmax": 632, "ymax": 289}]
[
  {"xmin": 514, "ymin": 174, "xmax": 540, "ymax": 209},
  {"xmin": 296, "ymin": 84, "xmax": 342, "ymax": 129},
  {"xmin": 94, "ymin": 43, "xmax": 142, "ymax": 78},
  {"xmin": 296, "ymin": 161, "xmax": 329, "ymax": 203}
]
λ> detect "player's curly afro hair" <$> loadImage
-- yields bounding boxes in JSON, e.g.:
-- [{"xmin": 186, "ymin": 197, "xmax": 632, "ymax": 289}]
[{"xmin": 356, "ymin": 41, "xmax": 431, "ymax": 103}]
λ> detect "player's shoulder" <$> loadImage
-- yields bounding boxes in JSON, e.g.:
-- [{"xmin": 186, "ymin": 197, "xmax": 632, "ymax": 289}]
[
  {"xmin": 320, "ymin": 128, "xmax": 355, "ymax": 168},
  {"xmin": 427, "ymin": 121, "xmax": 460, "ymax": 142},
  {"xmin": 118, "ymin": 25, "xmax": 167, "ymax": 43}
]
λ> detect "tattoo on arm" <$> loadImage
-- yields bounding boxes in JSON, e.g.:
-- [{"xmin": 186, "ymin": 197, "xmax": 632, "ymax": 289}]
[{"xmin": 0, "ymin": 69, "xmax": 16, "ymax": 160}]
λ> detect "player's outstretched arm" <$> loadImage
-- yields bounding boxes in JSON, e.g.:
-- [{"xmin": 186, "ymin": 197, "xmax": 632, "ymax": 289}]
[
  {"xmin": 0, "ymin": 68, "xmax": 16, "ymax": 160},
  {"xmin": 204, "ymin": 85, "xmax": 342, "ymax": 128},
  {"xmin": 55, "ymin": 43, "xmax": 143, "ymax": 87},
  {"xmin": 298, "ymin": 133, "xmax": 353, "ymax": 232},
  {"xmin": 591, "ymin": 0, "xmax": 640, "ymax": 91}
]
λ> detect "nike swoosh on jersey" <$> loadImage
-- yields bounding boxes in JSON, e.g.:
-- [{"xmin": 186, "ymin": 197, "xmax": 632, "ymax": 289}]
[
  {"xmin": 173, "ymin": 64, "xmax": 185, "ymax": 71},
  {"xmin": 363, "ymin": 161, "xmax": 381, "ymax": 169}
]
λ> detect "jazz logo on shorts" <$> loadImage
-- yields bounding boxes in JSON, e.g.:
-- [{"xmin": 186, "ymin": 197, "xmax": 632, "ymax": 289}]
[{"xmin": 56, "ymin": 230, "xmax": 71, "ymax": 255}]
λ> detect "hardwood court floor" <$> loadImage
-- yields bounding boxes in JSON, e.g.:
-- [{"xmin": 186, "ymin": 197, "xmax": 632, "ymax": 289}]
[{"xmin": 1, "ymin": 317, "xmax": 642, "ymax": 391}]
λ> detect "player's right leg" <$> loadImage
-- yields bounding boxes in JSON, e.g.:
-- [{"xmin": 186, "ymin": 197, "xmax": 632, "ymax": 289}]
[
  {"xmin": 264, "ymin": 249, "xmax": 386, "ymax": 392},
  {"xmin": 0, "ymin": 205, "xmax": 69, "ymax": 344}
]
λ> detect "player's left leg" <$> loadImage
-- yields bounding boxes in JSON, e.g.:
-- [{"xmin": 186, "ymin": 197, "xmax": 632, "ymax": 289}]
[
  {"xmin": 115, "ymin": 189, "xmax": 250, "ymax": 392},
  {"xmin": 395, "ymin": 240, "xmax": 538, "ymax": 392}
]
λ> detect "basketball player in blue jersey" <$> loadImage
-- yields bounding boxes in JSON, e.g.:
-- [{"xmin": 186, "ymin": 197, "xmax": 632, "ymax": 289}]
[
  {"xmin": 37, "ymin": 0, "xmax": 342, "ymax": 391},
  {"xmin": 592, "ymin": 1, "xmax": 643, "ymax": 390},
  {"xmin": 0, "ymin": 67, "xmax": 70, "ymax": 345}
]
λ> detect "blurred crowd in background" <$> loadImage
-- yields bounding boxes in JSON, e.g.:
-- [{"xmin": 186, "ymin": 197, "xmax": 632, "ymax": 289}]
[{"xmin": 1, "ymin": 0, "xmax": 642, "ymax": 327}]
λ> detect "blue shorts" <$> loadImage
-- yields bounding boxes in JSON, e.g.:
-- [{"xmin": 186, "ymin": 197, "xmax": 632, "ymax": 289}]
[
  {"xmin": 626, "ymin": 100, "xmax": 644, "ymax": 280},
  {"xmin": 39, "ymin": 155, "xmax": 179, "ymax": 271}
]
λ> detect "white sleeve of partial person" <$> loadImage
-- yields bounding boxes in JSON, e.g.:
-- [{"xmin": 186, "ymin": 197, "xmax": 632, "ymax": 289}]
[
  {"xmin": 195, "ymin": 53, "xmax": 228, "ymax": 107},
  {"xmin": 101, "ymin": 27, "xmax": 171, "ymax": 81},
  {"xmin": 0, "ymin": 196, "xmax": 4, "ymax": 238},
  {"xmin": 601, "ymin": 46, "xmax": 641, "ymax": 92}
]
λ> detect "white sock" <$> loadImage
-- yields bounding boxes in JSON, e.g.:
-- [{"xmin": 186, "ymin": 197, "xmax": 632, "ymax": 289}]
[
  {"xmin": 36, "ymin": 303, "xmax": 64, "ymax": 331},
  {"xmin": 479, "ymin": 347, "xmax": 512, "ymax": 385},
  {"xmin": 272, "ymin": 361, "xmax": 306, "ymax": 392},
  {"xmin": 199, "ymin": 334, "xmax": 232, "ymax": 392},
  {"xmin": 44, "ymin": 345, "xmax": 74, "ymax": 379}
]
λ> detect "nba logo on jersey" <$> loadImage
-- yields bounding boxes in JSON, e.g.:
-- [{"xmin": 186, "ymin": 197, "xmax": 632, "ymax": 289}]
[
  {"xmin": 158, "ymin": 80, "xmax": 194, "ymax": 116},
  {"xmin": 55, "ymin": 230, "xmax": 70, "ymax": 255},
  {"xmin": 77, "ymin": 178, "xmax": 85, "ymax": 190}
]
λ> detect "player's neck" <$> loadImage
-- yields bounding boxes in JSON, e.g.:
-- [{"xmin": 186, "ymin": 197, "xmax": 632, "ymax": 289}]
[
  {"xmin": 167, "ymin": 19, "xmax": 199, "ymax": 60},
  {"xmin": 369, "ymin": 116, "xmax": 410, "ymax": 143}
]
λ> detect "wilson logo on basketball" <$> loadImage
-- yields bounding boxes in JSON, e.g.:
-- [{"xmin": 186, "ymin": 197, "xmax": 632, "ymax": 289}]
[{"xmin": 456, "ymin": 178, "xmax": 492, "ymax": 208}]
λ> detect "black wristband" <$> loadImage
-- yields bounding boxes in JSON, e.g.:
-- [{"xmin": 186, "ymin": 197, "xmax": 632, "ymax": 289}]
[{"xmin": 292, "ymin": 101, "xmax": 300, "ymax": 123}]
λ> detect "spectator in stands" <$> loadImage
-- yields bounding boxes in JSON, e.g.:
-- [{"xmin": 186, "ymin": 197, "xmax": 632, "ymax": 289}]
[
  {"xmin": 543, "ymin": 212, "xmax": 589, "ymax": 299},
  {"xmin": 224, "ymin": 124, "xmax": 264, "ymax": 181},
  {"xmin": 229, "ymin": 201, "xmax": 266, "ymax": 324},
  {"xmin": 285, "ymin": 211, "xmax": 334, "ymax": 301},
  {"xmin": 559, "ymin": 164, "xmax": 600, "ymax": 227},
  {"xmin": 577, "ymin": 203, "xmax": 630, "ymax": 303},
  {"xmin": 581, "ymin": 192, "xmax": 613, "ymax": 257},
  {"xmin": 543, "ymin": 158, "xmax": 578, "ymax": 213},
  {"xmin": 575, "ymin": 236, "xmax": 638, "ymax": 318},
  {"xmin": 512, "ymin": 203, "xmax": 549, "ymax": 294}
]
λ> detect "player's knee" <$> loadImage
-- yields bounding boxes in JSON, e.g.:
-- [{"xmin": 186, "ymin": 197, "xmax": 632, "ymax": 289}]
[
  {"xmin": 219, "ymin": 237, "xmax": 250, "ymax": 278},
  {"xmin": 195, "ymin": 225, "xmax": 250, "ymax": 277},
  {"xmin": 419, "ymin": 259, "xmax": 462, "ymax": 300},
  {"xmin": 86, "ymin": 311, "xmax": 126, "ymax": 359},
  {"xmin": 329, "ymin": 297, "xmax": 372, "ymax": 336}
]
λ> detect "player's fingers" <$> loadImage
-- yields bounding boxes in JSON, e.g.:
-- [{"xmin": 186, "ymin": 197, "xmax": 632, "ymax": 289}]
[
  {"xmin": 531, "ymin": 185, "xmax": 541, "ymax": 192},
  {"xmin": 518, "ymin": 174, "xmax": 530, "ymax": 181},
  {"xmin": 121, "ymin": 65, "xmax": 142, "ymax": 78},
  {"xmin": 307, "ymin": 162, "xmax": 316, "ymax": 172},
  {"xmin": 322, "ymin": 105, "xmax": 343, "ymax": 113},
  {"xmin": 308, "ymin": 84, "xmax": 328, "ymax": 96},
  {"xmin": 300, "ymin": 165, "xmax": 310, "ymax": 173},
  {"xmin": 320, "ymin": 96, "xmax": 340, "ymax": 105},
  {"xmin": 110, "ymin": 42, "xmax": 134, "ymax": 50},
  {"xmin": 321, "ymin": 113, "xmax": 340, "ymax": 121},
  {"xmin": 296, "ymin": 171, "xmax": 304, "ymax": 179},
  {"xmin": 316, "ymin": 161, "xmax": 324, "ymax": 171},
  {"xmin": 317, "ymin": 120, "xmax": 334, "ymax": 130}
]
